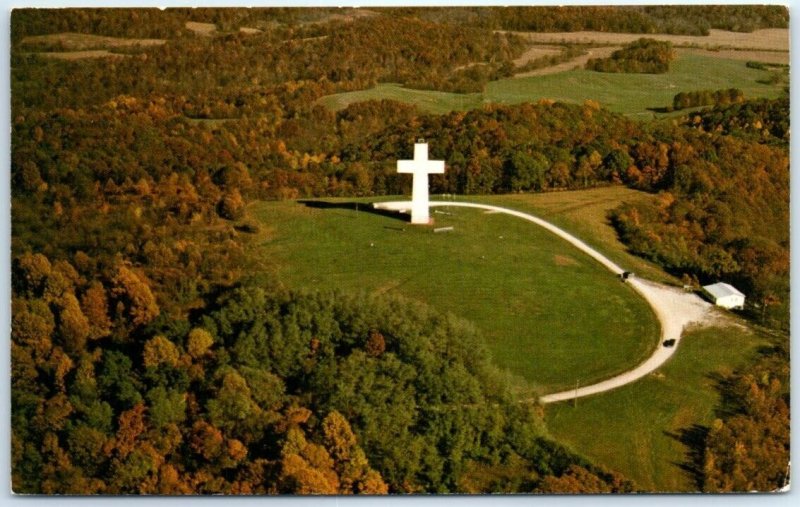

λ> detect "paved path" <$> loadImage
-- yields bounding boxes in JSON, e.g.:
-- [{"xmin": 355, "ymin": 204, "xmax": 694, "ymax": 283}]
[{"xmin": 376, "ymin": 200, "xmax": 713, "ymax": 403}]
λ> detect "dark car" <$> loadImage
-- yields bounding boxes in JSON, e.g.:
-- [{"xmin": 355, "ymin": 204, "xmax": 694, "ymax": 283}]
[{"xmin": 662, "ymin": 339, "xmax": 676, "ymax": 347}]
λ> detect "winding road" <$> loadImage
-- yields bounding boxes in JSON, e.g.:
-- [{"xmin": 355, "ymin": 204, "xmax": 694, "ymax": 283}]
[{"xmin": 374, "ymin": 200, "xmax": 714, "ymax": 403}]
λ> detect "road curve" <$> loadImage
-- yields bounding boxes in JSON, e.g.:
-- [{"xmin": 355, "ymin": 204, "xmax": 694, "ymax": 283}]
[{"xmin": 376, "ymin": 200, "xmax": 712, "ymax": 403}]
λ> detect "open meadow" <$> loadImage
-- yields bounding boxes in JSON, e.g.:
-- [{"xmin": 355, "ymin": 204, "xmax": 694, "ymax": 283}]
[
  {"xmin": 245, "ymin": 187, "xmax": 774, "ymax": 491},
  {"xmin": 319, "ymin": 51, "xmax": 785, "ymax": 118},
  {"xmin": 545, "ymin": 324, "xmax": 770, "ymax": 491},
  {"xmin": 246, "ymin": 191, "xmax": 659, "ymax": 395}
]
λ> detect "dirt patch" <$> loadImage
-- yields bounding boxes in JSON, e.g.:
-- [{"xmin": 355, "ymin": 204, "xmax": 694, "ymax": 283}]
[
  {"xmin": 186, "ymin": 21, "xmax": 217, "ymax": 36},
  {"xmin": 37, "ymin": 50, "xmax": 128, "ymax": 60},
  {"xmin": 679, "ymin": 47, "xmax": 788, "ymax": 65},
  {"xmin": 500, "ymin": 28, "xmax": 788, "ymax": 51},
  {"xmin": 514, "ymin": 46, "xmax": 616, "ymax": 78},
  {"xmin": 554, "ymin": 254, "xmax": 580, "ymax": 267},
  {"xmin": 453, "ymin": 61, "xmax": 488, "ymax": 71},
  {"xmin": 239, "ymin": 27, "xmax": 262, "ymax": 35},
  {"xmin": 20, "ymin": 32, "xmax": 165, "ymax": 50}
]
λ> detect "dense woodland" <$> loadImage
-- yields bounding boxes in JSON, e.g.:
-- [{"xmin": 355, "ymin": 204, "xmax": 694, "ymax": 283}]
[
  {"xmin": 383, "ymin": 5, "xmax": 787, "ymax": 35},
  {"xmin": 11, "ymin": 5, "xmax": 789, "ymax": 43},
  {"xmin": 10, "ymin": 7, "xmax": 789, "ymax": 495},
  {"xmin": 699, "ymin": 340, "xmax": 790, "ymax": 492}
]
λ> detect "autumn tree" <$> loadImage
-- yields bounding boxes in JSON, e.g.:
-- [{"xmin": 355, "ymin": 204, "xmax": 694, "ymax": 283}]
[
  {"xmin": 111, "ymin": 266, "xmax": 160, "ymax": 328},
  {"xmin": 80, "ymin": 282, "xmax": 112, "ymax": 340},
  {"xmin": 322, "ymin": 411, "xmax": 388, "ymax": 494}
]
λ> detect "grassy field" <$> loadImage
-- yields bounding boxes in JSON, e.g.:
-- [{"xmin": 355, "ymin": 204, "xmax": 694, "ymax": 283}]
[
  {"xmin": 318, "ymin": 83, "xmax": 486, "ymax": 115},
  {"xmin": 487, "ymin": 51, "xmax": 785, "ymax": 117},
  {"xmin": 246, "ymin": 195, "xmax": 658, "ymax": 394},
  {"xmin": 545, "ymin": 324, "xmax": 769, "ymax": 492},
  {"xmin": 318, "ymin": 52, "xmax": 785, "ymax": 118},
  {"xmin": 245, "ymin": 187, "xmax": 770, "ymax": 490},
  {"xmin": 471, "ymin": 188, "xmax": 679, "ymax": 284},
  {"xmin": 20, "ymin": 32, "xmax": 165, "ymax": 50},
  {"xmin": 508, "ymin": 28, "xmax": 788, "ymax": 51}
]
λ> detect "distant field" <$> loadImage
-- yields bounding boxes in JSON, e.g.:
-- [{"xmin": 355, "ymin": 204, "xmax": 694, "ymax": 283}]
[
  {"xmin": 20, "ymin": 32, "xmax": 165, "ymax": 50},
  {"xmin": 185, "ymin": 21, "xmax": 217, "ymax": 36},
  {"xmin": 37, "ymin": 50, "xmax": 128, "ymax": 60},
  {"xmin": 513, "ymin": 46, "xmax": 615, "ymax": 78},
  {"xmin": 505, "ymin": 28, "xmax": 788, "ymax": 51},
  {"xmin": 512, "ymin": 45, "xmax": 564, "ymax": 66},
  {"xmin": 545, "ymin": 324, "xmax": 769, "ymax": 492},
  {"xmin": 246, "ymin": 194, "xmax": 659, "ymax": 394},
  {"xmin": 318, "ymin": 52, "xmax": 785, "ymax": 117},
  {"xmin": 487, "ymin": 51, "xmax": 785, "ymax": 117},
  {"xmin": 682, "ymin": 48, "xmax": 789, "ymax": 65},
  {"xmin": 319, "ymin": 83, "xmax": 485, "ymax": 115}
]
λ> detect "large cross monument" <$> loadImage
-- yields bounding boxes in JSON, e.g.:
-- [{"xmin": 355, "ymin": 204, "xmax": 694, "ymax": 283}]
[{"xmin": 396, "ymin": 142, "xmax": 445, "ymax": 224}]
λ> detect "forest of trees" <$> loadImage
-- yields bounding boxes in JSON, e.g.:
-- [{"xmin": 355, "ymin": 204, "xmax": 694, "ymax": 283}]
[
  {"xmin": 410, "ymin": 5, "xmax": 788, "ymax": 35},
  {"xmin": 10, "ymin": 6, "xmax": 789, "ymax": 495},
  {"xmin": 700, "ymin": 340, "xmax": 790, "ymax": 492},
  {"xmin": 586, "ymin": 38, "xmax": 675, "ymax": 74},
  {"xmin": 11, "ymin": 5, "xmax": 789, "ymax": 43},
  {"xmin": 611, "ymin": 97, "xmax": 790, "ymax": 328}
]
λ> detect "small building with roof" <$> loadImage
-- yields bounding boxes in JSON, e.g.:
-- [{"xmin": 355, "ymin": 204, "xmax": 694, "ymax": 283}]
[{"xmin": 703, "ymin": 282, "xmax": 745, "ymax": 310}]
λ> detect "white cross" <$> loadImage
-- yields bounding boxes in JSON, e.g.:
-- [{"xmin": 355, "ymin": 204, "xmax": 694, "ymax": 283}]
[{"xmin": 397, "ymin": 143, "xmax": 445, "ymax": 224}]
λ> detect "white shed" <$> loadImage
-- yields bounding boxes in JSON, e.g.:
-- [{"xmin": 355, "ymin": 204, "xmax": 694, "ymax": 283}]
[{"xmin": 703, "ymin": 282, "xmax": 745, "ymax": 310}]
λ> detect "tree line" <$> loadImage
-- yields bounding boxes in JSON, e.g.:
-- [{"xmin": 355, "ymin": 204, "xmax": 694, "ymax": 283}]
[
  {"xmin": 672, "ymin": 88, "xmax": 744, "ymax": 111},
  {"xmin": 407, "ymin": 5, "xmax": 788, "ymax": 36}
]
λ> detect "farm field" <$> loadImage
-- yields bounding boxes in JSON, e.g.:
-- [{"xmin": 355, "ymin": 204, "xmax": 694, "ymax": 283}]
[
  {"xmin": 505, "ymin": 28, "xmax": 788, "ymax": 51},
  {"xmin": 545, "ymin": 324, "xmax": 769, "ymax": 492},
  {"xmin": 318, "ymin": 52, "xmax": 785, "ymax": 118},
  {"xmin": 487, "ymin": 51, "xmax": 785, "ymax": 117},
  {"xmin": 245, "ymin": 194, "xmax": 659, "ymax": 394},
  {"xmin": 20, "ymin": 31, "xmax": 165, "ymax": 50}
]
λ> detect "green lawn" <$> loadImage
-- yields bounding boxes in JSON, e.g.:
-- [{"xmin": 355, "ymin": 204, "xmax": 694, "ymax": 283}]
[
  {"xmin": 246, "ymin": 197, "xmax": 658, "ymax": 394},
  {"xmin": 245, "ymin": 189, "xmax": 771, "ymax": 491},
  {"xmin": 545, "ymin": 325, "xmax": 769, "ymax": 492},
  {"xmin": 472, "ymin": 188, "xmax": 679, "ymax": 285},
  {"xmin": 318, "ymin": 52, "xmax": 785, "ymax": 117}
]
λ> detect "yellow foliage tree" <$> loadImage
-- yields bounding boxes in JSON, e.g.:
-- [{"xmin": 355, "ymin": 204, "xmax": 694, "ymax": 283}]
[
  {"xmin": 186, "ymin": 328, "xmax": 214, "ymax": 359},
  {"xmin": 111, "ymin": 266, "xmax": 160, "ymax": 327},
  {"xmin": 142, "ymin": 336, "xmax": 180, "ymax": 368}
]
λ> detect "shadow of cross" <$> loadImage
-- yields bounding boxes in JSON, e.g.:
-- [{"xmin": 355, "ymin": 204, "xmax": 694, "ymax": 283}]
[{"xmin": 397, "ymin": 142, "xmax": 445, "ymax": 224}]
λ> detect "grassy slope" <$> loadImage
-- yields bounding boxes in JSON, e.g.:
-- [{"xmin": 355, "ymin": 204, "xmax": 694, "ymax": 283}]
[
  {"xmin": 246, "ymin": 195, "xmax": 658, "ymax": 394},
  {"xmin": 245, "ymin": 187, "xmax": 770, "ymax": 491},
  {"xmin": 318, "ymin": 52, "xmax": 784, "ymax": 117},
  {"xmin": 545, "ymin": 325, "xmax": 768, "ymax": 492},
  {"xmin": 472, "ymin": 188, "xmax": 679, "ymax": 284},
  {"xmin": 469, "ymin": 190, "xmax": 769, "ymax": 490},
  {"xmin": 487, "ymin": 50, "xmax": 784, "ymax": 117},
  {"xmin": 318, "ymin": 83, "xmax": 485, "ymax": 115}
]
